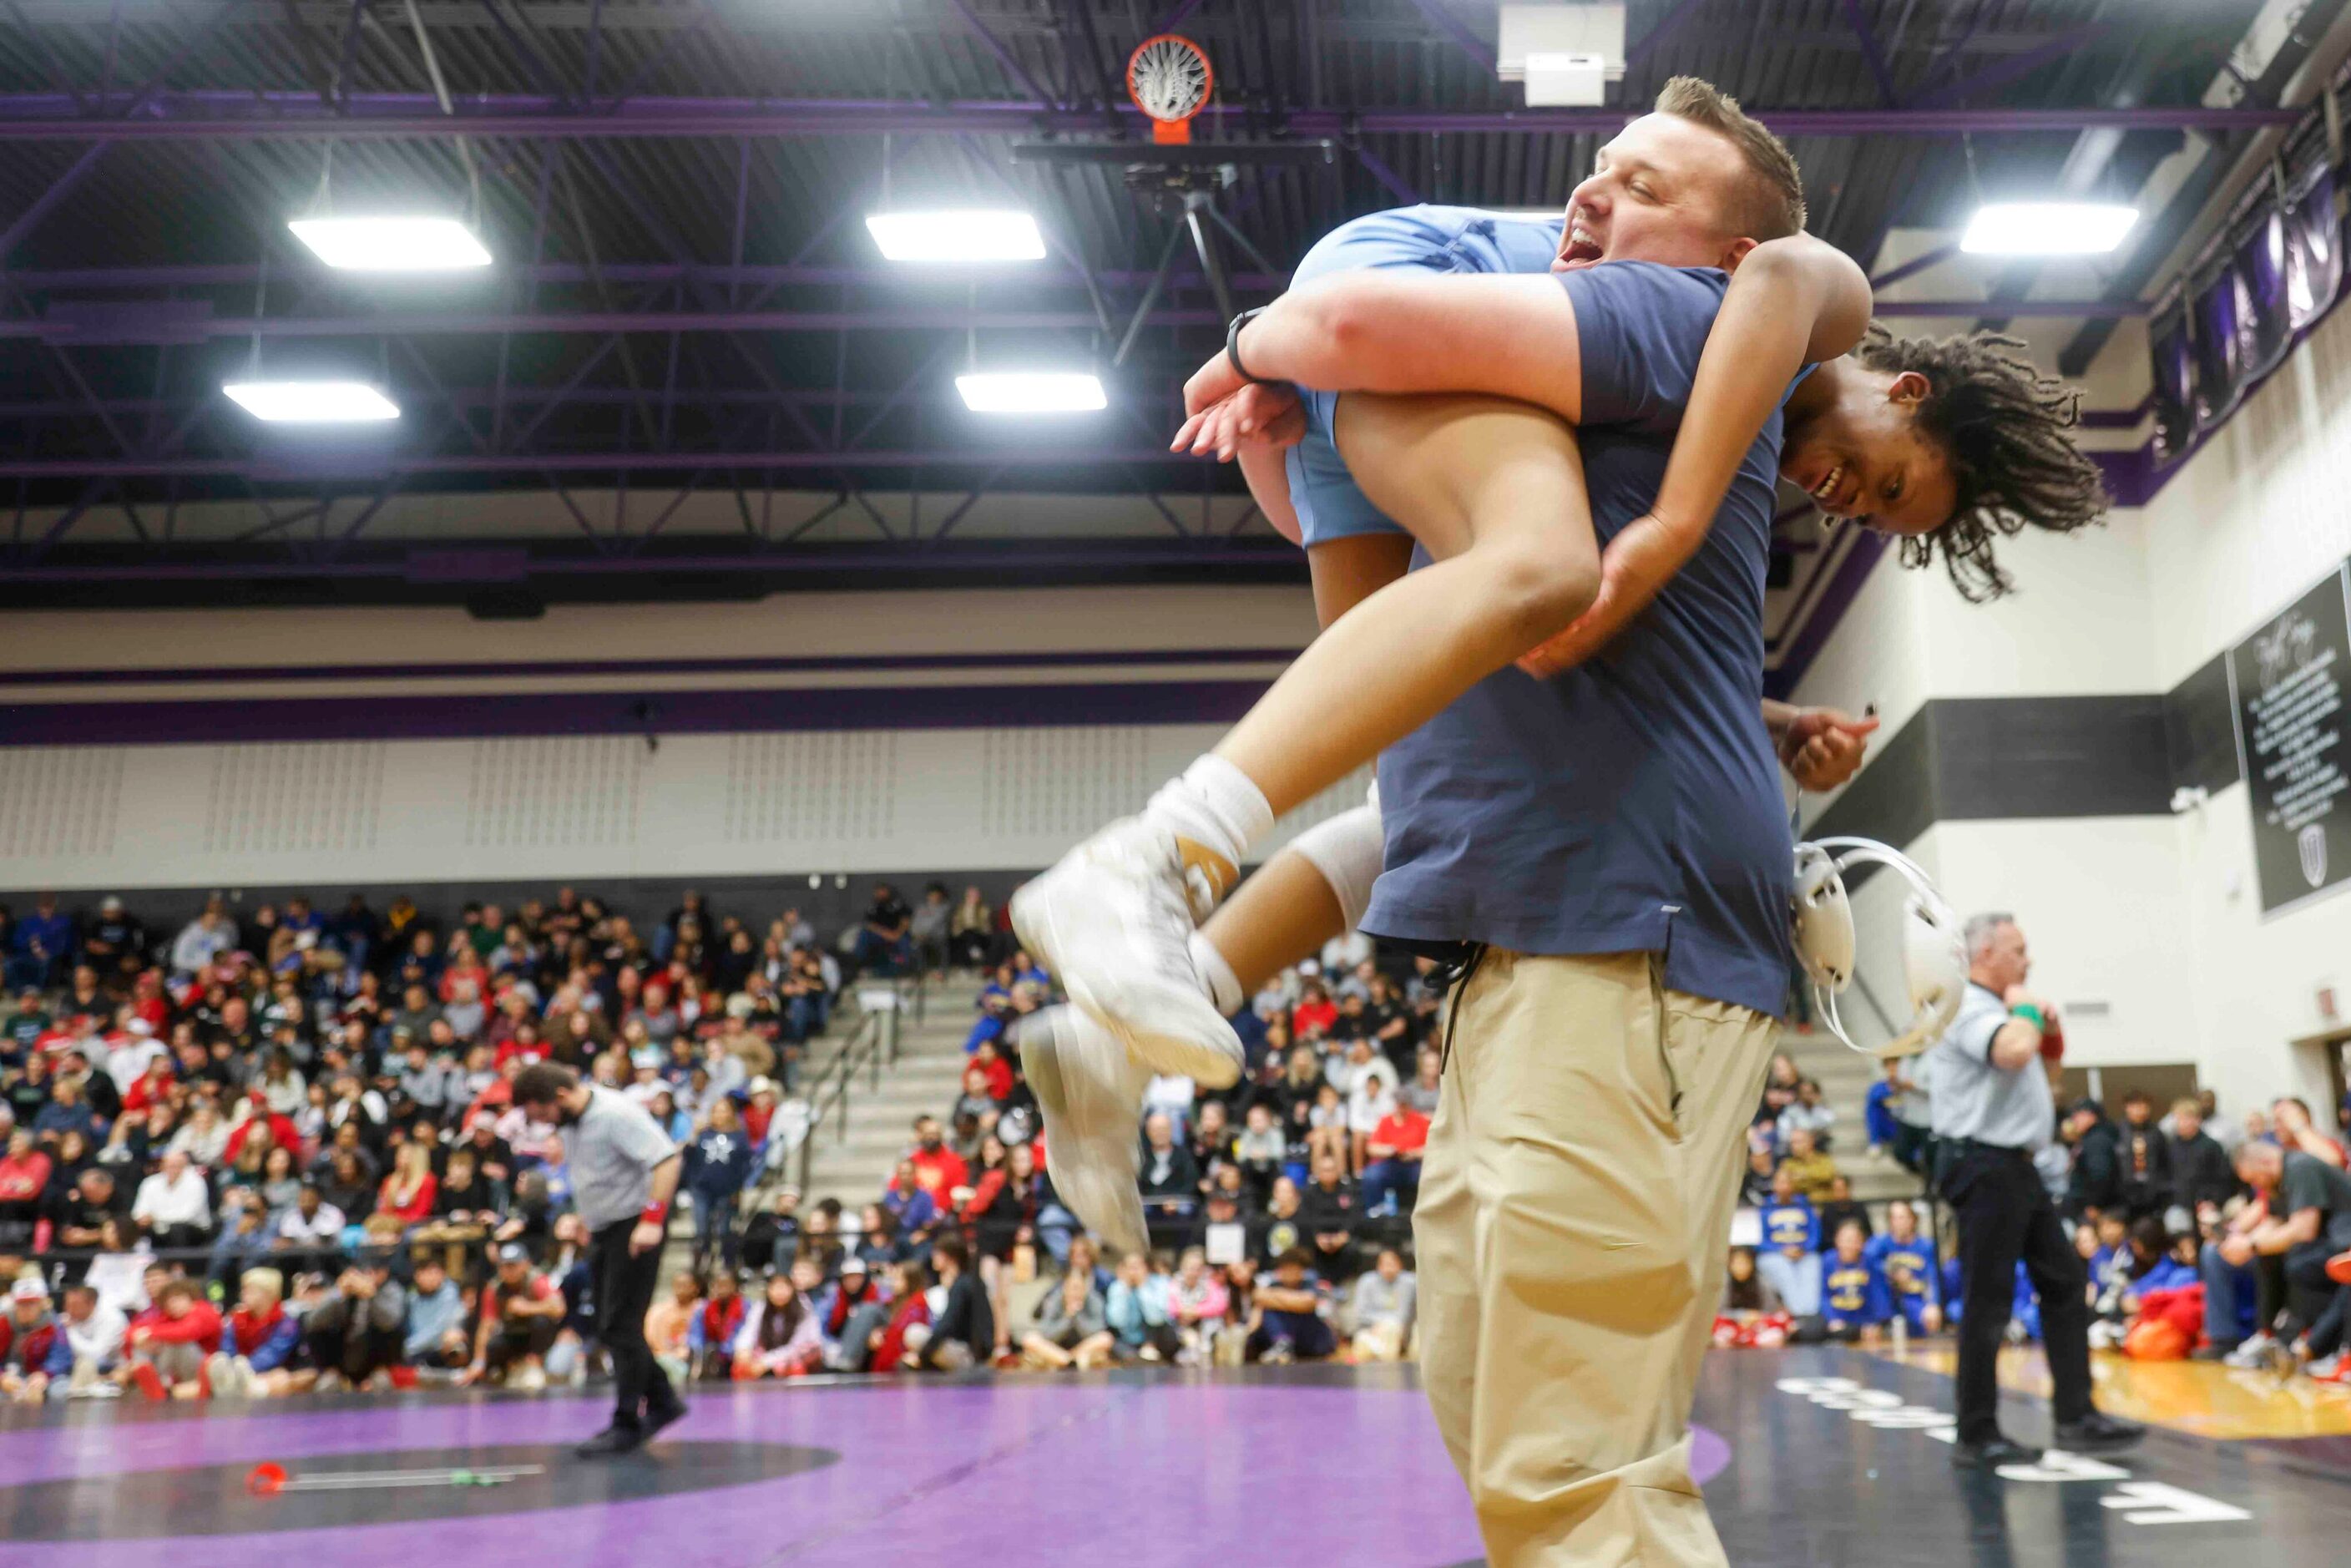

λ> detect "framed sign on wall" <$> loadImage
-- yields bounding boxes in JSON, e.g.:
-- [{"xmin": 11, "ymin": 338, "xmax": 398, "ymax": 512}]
[{"xmin": 2229, "ymin": 564, "xmax": 2351, "ymax": 917}]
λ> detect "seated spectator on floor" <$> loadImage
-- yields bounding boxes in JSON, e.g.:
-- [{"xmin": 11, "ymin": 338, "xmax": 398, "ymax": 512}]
[
  {"xmin": 1361, "ymin": 1100, "xmax": 1429, "ymax": 1218},
  {"xmin": 125, "ymin": 1274, "xmax": 222, "ymax": 1400},
  {"xmin": 870, "ymin": 1259, "xmax": 932, "ymax": 1373},
  {"xmin": 1757, "ymin": 1167, "xmax": 1823, "ymax": 1318},
  {"xmin": 1712, "ymin": 1247, "xmax": 1787, "ymax": 1348},
  {"xmin": 1863, "ymin": 1201, "xmax": 1943, "ymax": 1336},
  {"xmin": 1105, "ymin": 1250, "xmax": 1181, "ymax": 1363},
  {"xmin": 687, "ymin": 1267, "xmax": 746, "ymax": 1381},
  {"xmin": 38, "ymin": 1281, "xmax": 125, "ymax": 1399},
  {"xmin": 2203, "ymin": 1138, "xmax": 2351, "ymax": 1368},
  {"xmin": 1022, "ymin": 1263, "xmax": 1114, "ymax": 1371},
  {"xmin": 0, "ymin": 1275, "xmax": 60, "ymax": 1403},
  {"xmin": 205, "ymin": 1266, "xmax": 301, "ymax": 1399},
  {"xmin": 305, "ymin": 1250, "xmax": 408, "ymax": 1393},
  {"xmin": 402, "ymin": 1254, "xmax": 472, "ymax": 1378},
  {"xmin": 823, "ymin": 1257, "xmax": 888, "ymax": 1373},
  {"xmin": 1350, "ymin": 1247, "xmax": 1418, "ymax": 1363},
  {"xmin": 1781, "ymin": 1126, "xmax": 1838, "ymax": 1202},
  {"xmin": 1246, "ymin": 1249, "xmax": 1337, "ymax": 1364},
  {"xmin": 1820, "ymin": 1219, "xmax": 1892, "ymax": 1345},
  {"xmin": 733, "ymin": 1267, "xmax": 825, "ymax": 1380},
  {"xmin": 1167, "ymin": 1247, "xmax": 1230, "ymax": 1367},
  {"xmin": 917, "ymin": 1236, "xmax": 994, "ymax": 1371},
  {"xmin": 649, "ymin": 1270, "xmax": 700, "ymax": 1388},
  {"xmin": 468, "ymin": 1242, "xmax": 560, "ymax": 1390}
]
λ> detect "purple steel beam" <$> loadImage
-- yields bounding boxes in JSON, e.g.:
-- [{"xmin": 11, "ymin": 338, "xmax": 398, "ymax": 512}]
[
  {"xmin": 1838, "ymin": 0, "xmax": 1903, "ymax": 108},
  {"xmin": 1351, "ymin": 144, "xmax": 1422, "ymax": 205},
  {"xmin": 0, "ymin": 140, "xmax": 109, "ymax": 259},
  {"xmin": 1908, "ymin": 23, "xmax": 2116, "ymax": 112},
  {"xmin": 1409, "ymin": 0, "xmax": 1496, "ymax": 73},
  {"xmin": 1868, "ymin": 241, "xmax": 1960, "ymax": 289},
  {"xmin": 1624, "ymin": 0, "xmax": 1712, "ymax": 68},
  {"xmin": 0, "ymin": 447, "xmax": 1216, "ymax": 480},
  {"xmin": 0, "ymin": 93, "xmax": 2306, "ymax": 139},
  {"xmin": 946, "ymin": 0, "xmax": 1061, "ymax": 109},
  {"xmin": 0, "ymin": 297, "xmax": 2135, "ymax": 348},
  {"xmin": 0, "ymin": 260, "xmax": 1292, "ymax": 293}
]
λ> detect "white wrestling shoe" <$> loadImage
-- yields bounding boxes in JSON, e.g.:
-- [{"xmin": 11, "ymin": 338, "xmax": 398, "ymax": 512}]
[
  {"xmin": 1014, "ymin": 1004, "xmax": 1151, "ymax": 1259},
  {"xmin": 1010, "ymin": 817, "xmax": 1244, "ymax": 1088}
]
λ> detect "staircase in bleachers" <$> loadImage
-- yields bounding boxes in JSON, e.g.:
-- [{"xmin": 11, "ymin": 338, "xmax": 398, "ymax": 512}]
[{"xmin": 1776, "ymin": 1027, "xmax": 1933, "ymax": 1212}]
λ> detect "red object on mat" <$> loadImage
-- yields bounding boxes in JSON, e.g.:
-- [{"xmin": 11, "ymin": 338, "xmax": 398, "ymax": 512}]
[
  {"xmin": 245, "ymin": 1463, "xmax": 287, "ymax": 1497},
  {"xmin": 2327, "ymin": 1249, "xmax": 2351, "ymax": 1287}
]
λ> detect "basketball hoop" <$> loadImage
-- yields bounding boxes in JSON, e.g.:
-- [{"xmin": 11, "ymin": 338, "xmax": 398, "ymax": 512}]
[{"xmin": 1129, "ymin": 33, "xmax": 1212, "ymax": 145}]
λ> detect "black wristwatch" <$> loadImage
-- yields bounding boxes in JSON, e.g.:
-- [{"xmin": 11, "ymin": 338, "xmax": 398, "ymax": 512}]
[{"xmin": 1226, "ymin": 306, "xmax": 1276, "ymax": 386}]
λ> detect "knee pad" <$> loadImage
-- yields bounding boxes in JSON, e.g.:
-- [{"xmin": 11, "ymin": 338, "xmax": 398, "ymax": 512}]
[{"xmin": 1291, "ymin": 802, "xmax": 1384, "ymax": 931}]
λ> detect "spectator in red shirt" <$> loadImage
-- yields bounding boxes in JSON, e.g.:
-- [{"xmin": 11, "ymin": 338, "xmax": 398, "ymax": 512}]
[
  {"xmin": 969, "ymin": 1039, "xmax": 1015, "ymax": 1103},
  {"xmin": 0, "ymin": 1129, "xmax": 50, "ymax": 1250},
  {"xmin": 125, "ymin": 1276, "xmax": 222, "ymax": 1400},
  {"xmin": 1291, "ymin": 979, "xmax": 1337, "ymax": 1041},
  {"xmin": 869, "ymin": 1259, "xmax": 933, "ymax": 1373},
  {"xmin": 1362, "ymin": 1103, "xmax": 1432, "ymax": 1218},
  {"xmin": 906, "ymin": 1115, "xmax": 969, "ymax": 1198},
  {"xmin": 376, "ymin": 1142, "xmax": 439, "ymax": 1227}
]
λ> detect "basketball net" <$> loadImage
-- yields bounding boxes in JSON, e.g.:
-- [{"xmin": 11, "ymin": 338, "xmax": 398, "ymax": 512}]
[{"xmin": 1129, "ymin": 34, "xmax": 1212, "ymax": 145}]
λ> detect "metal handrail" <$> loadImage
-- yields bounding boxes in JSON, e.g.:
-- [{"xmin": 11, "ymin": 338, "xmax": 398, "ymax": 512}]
[{"xmin": 787, "ymin": 994, "xmax": 903, "ymax": 1196}]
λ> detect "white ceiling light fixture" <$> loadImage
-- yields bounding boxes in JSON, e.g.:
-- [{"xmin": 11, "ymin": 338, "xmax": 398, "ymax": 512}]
[
  {"xmin": 223, "ymin": 381, "xmax": 402, "ymax": 423},
  {"xmin": 1497, "ymin": 5, "xmax": 1625, "ymax": 108},
  {"xmin": 1959, "ymin": 202, "xmax": 2139, "ymax": 255},
  {"xmin": 288, "ymin": 215, "xmax": 493, "ymax": 271},
  {"xmin": 866, "ymin": 209, "xmax": 1046, "ymax": 263},
  {"xmin": 956, "ymin": 372, "xmax": 1107, "ymax": 413}
]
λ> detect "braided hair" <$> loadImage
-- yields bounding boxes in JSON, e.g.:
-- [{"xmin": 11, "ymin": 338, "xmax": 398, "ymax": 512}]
[{"xmin": 1853, "ymin": 326, "xmax": 2107, "ymax": 602}]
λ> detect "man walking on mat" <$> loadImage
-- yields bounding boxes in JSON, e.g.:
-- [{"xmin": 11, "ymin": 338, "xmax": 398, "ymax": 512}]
[{"xmin": 513, "ymin": 1061, "xmax": 688, "ymax": 1456}]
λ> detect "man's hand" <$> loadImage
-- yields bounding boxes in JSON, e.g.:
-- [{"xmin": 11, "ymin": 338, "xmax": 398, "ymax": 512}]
[
  {"xmin": 2219, "ymin": 1234, "xmax": 2254, "ymax": 1269},
  {"xmin": 1920, "ymin": 1305, "xmax": 1944, "ymax": 1335},
  {"xmin": 2002, "ymin": 987, "xmax": 2054, "ymax": 1021},
  {"xmin": 629, "ymin": 1218, "xmax": 664, "ymax": 1255},
  {"xmin": 1777, "ymin": 708, "xmax": 1879, "ymax": 792}
]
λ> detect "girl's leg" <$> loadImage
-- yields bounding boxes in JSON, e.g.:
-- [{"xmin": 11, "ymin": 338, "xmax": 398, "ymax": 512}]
[{"xmin": 1307, "ymin": 532, "xmax": 1417, "ymax": 630}]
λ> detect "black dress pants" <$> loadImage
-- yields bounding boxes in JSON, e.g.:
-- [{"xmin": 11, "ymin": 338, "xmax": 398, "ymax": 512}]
[
  {"xmin": 1944, "ymin": 1144, "xmax": 2093, "ymax": 1444},
  {"xmin": 589, "ymin": 1219, "xmax": 678, "ymax": 1429}
]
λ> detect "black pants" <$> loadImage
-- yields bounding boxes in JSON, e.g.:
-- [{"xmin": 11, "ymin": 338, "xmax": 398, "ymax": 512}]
[
  {"xmin": 589, "ymin": 1219, "xmax": 677, "ymax": 1429},
  {"xmin": 1944, "ymin": 1144, "xmax": 2092, "ymax": 1444},
  {"xmin": 2285, "ymin": 1211, "xmax": 2351, "ymax": 1351}
]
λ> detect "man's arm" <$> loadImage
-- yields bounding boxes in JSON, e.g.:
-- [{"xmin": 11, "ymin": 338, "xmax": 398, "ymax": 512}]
[
  {"xmin": 1515, "ymin": 235, "xmax": 1871, "ymax": 677},
  {"xmin": 2251, "ymin": 1206, "xmax": 2323, "ymax": 1253}
]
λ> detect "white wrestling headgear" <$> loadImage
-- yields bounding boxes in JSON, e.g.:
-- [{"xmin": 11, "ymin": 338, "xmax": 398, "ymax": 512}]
[{"xmin": 1791, "ymin": 837, "xmax": 1965, "ymax": 1059}]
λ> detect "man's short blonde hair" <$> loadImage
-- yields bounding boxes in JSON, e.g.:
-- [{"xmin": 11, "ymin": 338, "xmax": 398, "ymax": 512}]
[{"xmin": 1652, "ymin": 75, "xmax": 1807, "ymax": 240}]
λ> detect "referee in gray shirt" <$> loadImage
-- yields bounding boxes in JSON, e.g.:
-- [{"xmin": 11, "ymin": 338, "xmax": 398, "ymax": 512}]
[
  {"xmin": 514, "ymin": 1062, "xmax": 686, "ymax": 1455},
  {"xmin": 1925, "ymin": 913, "xmax": 2139, "ymax": 1467}
]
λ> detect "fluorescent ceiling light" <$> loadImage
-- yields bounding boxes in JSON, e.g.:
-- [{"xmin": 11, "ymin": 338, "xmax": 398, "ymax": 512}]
[
  {"xmin": 288, "ymin": 215, "xmax": 492, "ymax": 271},
  {"xmin": 956, "ymin": 372, "xmax": 1106, "ymax": 413},
  {"xmin": 867, "ymin": 209, "xmax": 1045, "ymax": 262},
  {"xmin": 223, "ymin": 381, "xmax": 402, "ymax": 422},
  {"xmin": 1959, "ymin": 202, "xmax": 2138, "ymax": 255}
]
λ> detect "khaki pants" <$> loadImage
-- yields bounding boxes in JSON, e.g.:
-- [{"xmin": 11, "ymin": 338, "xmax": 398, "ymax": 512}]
[{"xmin": 1413, "ymin": 949, "xmax": 1777, "ymax": 1567}]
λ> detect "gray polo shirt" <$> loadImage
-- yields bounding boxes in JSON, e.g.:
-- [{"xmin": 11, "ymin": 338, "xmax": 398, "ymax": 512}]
[
  {"xmin": 1924, "ymin": 984, "xmax": 2054, "ymax": 1152},
  {"xmin": 568, "ymin": 1085, "xmax": 680, "ymax": 1230}
]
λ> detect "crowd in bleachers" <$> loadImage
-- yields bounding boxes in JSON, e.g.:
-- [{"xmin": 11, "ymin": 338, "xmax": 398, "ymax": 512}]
[
  {"xmin": 0, "ymin": 882, "xmax": 879, "ymax": 1400},
  {"xmin": 1715, "ymin": 1046, "xmax": 2351, "ymax": 1388}
]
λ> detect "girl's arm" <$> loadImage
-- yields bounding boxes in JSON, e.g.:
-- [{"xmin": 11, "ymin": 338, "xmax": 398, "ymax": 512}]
[{"xmin": 1516, "ymin": 235, "xmax": 1871, "ymax": 676}]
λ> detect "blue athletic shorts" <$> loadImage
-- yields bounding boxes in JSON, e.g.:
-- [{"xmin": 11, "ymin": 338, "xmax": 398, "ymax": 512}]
[{"xmin": 1281, "ymin": 205, "xmax": 1565, "ymax": 546}]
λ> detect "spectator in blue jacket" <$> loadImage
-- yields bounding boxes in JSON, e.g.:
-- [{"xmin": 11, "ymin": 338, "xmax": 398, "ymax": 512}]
[
  {"xmin": 1756, "ymin": 1166, "xmax": 1823, "ymax": 1317},
  {"xmin": 1105, "ymin": 1250, "xmax": 1181, "ymax": 1363},
  {"xmin": 7, "ymin": 893, "xmax": 73, "ymax": 992},
  {"xmin": 1820, "ymin": 1220, "xmax": 1893, "ymax": 1344},
  {"xmin": 1863, "ymin": 1200, "xmax": 1942, "ymax": 1335},
  {"xmin": 402, "ymin": 1254, "xmax": 471, "ymax": 1374},
  {"xmin": 684, "ymin": 1097, "xmax": 757, "ymax": 1274}
]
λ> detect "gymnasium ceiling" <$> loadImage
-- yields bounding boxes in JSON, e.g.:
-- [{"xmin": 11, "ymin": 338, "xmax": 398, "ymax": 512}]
[{"xmin": 0, "ymin": 0, "xmax": 2344, "ymax": 626}]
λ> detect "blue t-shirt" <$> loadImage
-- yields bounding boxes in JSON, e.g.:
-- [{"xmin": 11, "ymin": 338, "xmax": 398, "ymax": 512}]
[
  {"xmin": 1760, "ymin": 1196, "xmax": 1818, "ymax": 1252},
  {"xmin": 1823, "ymin": 1255, "xmax": 1891, "ymax": 1326},
  {"xmin": 1863, "ymin": 1234, "xmax": 1938, "ymax": 1305},
  {"xmin": 1363, "ymin": 261, "xmax": 1795, "ymax": 1017}
]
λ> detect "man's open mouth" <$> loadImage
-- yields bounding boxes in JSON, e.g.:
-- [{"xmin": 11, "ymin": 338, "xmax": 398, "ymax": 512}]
[{"xmin": 1556, "ymin": 223, "xmax": 1604, "ymax": 270}]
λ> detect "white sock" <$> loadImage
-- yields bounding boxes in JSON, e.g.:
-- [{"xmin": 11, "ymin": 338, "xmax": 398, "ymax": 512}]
[
  {"xmin": 1187, "ymin": 930, "xmax": 1244, "ymax": 1015},
  {"xmin": 1145, "ymin": 754, "xmax": 1274, "ymax": 873}
]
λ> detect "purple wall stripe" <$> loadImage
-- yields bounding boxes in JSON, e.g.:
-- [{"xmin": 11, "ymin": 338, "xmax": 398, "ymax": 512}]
[
  {"xmin": 0, "ymin": 646, "xmax": 1304, "ymax": 691},
  {"xmin": 0, "ymin": 680, "xmax": 1274, "ymax": 748},
  {"xmin": 1764, "ymin": 532, "xmax": 1888, "ymax": 703}
]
